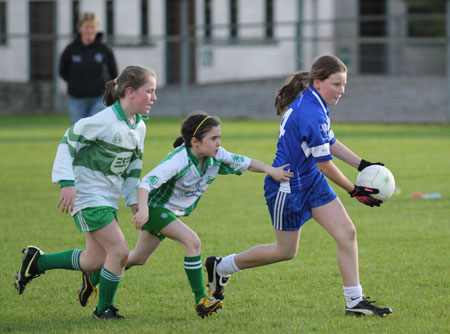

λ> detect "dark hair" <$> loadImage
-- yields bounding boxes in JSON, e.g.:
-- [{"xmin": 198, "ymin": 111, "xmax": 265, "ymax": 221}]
[
  {"xmin": 274, "ymin": 55, "xmax": 347, "ymax": 115},
  {"xmin": 173, "ymin": 112, "xmax": 221, "ymax": 148},
  {"xmin": 104, "ymin": 65, "xmax": 157, "ymax": 106}
]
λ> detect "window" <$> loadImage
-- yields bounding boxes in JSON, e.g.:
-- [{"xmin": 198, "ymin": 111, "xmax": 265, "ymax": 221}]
[
  {"xmin": 408, "ymin": 1, "xmax": 445, "ymax": 37},
  {"xmin": 229, "ymin": 0, "xmax": 237, "ymax": 39},
  {"xmin": 106, "ymin": 0, "xmax": 114, "ymax": 42},
  {"xmin": 72, "ymin": 0, "xmax": 80, "ymax": 35},
  {"xmin": 204, "ymin": 0, "xmax": 212, "ymax": 40},
  {"xmin": 141, "ymin": 0, "xmax": 149, "ymax": 43},
  {"xmin": 0, "ymin": 1, "xmax": 6, "ymax": 45},
  {"xmin": 265, "ymin": 0, "xmax": 273, "ymax": 39},
  {"xmin": 359, "ymin": 0, "xmax": 386, "ymax": 74}
]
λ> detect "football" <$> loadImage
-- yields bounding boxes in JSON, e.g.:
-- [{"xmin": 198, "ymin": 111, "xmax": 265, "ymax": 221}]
[{"xmin": 355, "ymin": 165, "xmax": 396, "ymax": 201}]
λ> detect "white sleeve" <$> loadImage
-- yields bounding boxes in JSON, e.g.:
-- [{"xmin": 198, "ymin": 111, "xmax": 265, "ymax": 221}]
[
  {"xmin": 51, "ymin": 128, "xmax": 74, "ymax": 184},
  {"xmin": 217, "ymin": 147, "xmax": 252, "ymax": 175},
  {"xmin": 139, "ymin": 151, "xmax": 185, "ymax": 192},
  {"xmin": 51, "ymin": 118, "xmax": 103, "ymax": 184}
]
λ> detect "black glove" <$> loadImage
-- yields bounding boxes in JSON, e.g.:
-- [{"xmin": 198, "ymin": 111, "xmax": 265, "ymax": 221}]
[
  {"xmin": 349, "ymin": 185, "xmax": 383, "ymax": 207},
  {"xmin": 358, "ymin": 159, "xmax": 384, "ymax": 172}
]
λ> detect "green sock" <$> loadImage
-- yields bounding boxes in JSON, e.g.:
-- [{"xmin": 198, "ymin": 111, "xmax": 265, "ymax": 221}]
[
  {"xmin": 37, "ymin": 249, "xmax": 83, "ymax": 273},
  {"xmin": 96, "ymin": 267, "xmax": 123, "ymax": 313},
  {"xmin": 184, "ymin": 255, "xmax": 207, "ymax": 304},
  {"xmin": 90, "ymin": 266, "xmax": 130, "ymax": 286},
  {"xmin": 90, "ymin": 270, "xmax": 101, "ymax": 286}
]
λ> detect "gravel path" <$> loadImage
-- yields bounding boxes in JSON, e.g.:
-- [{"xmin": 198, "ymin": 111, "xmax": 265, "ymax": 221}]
[{"xmin": 153, "ymin": 75, "xmax": 449, "ymax": 124}]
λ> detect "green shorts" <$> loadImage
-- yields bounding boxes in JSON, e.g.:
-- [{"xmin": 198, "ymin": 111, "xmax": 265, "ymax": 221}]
[
  {"xmin": 141, "ymin": 207, "xmax": 178, "ymax": 241},
  {"xmin": 73, "ymin": 206, "xmax": 117, "ymax": 232}
]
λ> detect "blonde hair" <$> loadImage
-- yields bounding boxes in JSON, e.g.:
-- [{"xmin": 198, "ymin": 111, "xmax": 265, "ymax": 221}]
[
  {"xmin": 77, "ymin": 12, "xmax": 99, "ymax": 29},
  {"xmin": 274, "ymin": 55, "xmax": 347, "ymax": 115}
]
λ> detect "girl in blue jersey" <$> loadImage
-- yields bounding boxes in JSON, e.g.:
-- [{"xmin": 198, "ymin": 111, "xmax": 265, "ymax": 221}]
[{"xmin": 206, "ymin": 55, "xmax": 392, "ymax": 317}]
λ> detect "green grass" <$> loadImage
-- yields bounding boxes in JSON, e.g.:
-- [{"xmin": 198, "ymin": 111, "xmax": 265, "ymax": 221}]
[{"xmin": 1, "ymin": 115, "xmax": 449, "ymax": 334}]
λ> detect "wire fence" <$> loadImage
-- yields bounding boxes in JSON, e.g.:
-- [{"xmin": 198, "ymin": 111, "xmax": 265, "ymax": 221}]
[{"xmin": 0, "ymin": 3, "xmax": 449, "ymax": 122}]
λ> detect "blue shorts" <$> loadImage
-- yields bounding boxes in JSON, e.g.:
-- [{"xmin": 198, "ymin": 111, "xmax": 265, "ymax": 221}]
[{"xmin": 264, "ymin": 173, "xmax": 337, "ymax": 231}]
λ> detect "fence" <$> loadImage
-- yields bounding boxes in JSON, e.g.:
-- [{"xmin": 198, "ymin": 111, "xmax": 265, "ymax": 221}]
[{"xmin": 0, "ymin": 0, "xmax": 449, "ymax": 123}]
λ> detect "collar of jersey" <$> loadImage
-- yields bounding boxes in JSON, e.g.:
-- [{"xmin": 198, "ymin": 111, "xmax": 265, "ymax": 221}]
[
  {"xmin": 112, "ymin": 100, "xmax": 143, "ymax": 129},
  {"xmin": 186, "ymin": 146, "xmax": 213, "ymax": 176},
  {"xmin": 307, "ymin": 86, "xmax": 327, "ymax": 106}
]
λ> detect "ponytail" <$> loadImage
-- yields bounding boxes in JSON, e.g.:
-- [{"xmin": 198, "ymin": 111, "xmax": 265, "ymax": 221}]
[
  {"xmin": 103, "ymin": 79, "xmax": 119, "ymax": 106},
  {"xmin": 274, "ymin": 71, "xmax": 310, "ymax": 116},
  {"xmin": 173, "ymin": 136, "xmax": 185, "ymax": 148}
]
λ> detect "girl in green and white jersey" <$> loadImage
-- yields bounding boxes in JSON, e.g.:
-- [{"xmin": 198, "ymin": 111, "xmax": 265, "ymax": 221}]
[
  {"xmin": 128, "ymin": 113, "xmax": 293, "ymax": 318},
  {"xmin": 14, "ymin": 65, "xmax": 157, "ymax": 320}
]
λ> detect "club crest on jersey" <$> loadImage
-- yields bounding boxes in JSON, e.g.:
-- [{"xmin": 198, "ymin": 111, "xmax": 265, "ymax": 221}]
[
  {"xmin": 319, "ymin": 123, "xmax": 329, "ymax": 140},
  {"xmin": 94, "ymin": 53, "xmax": 104, "ymax": 63},
  {"xmin": 72, "ymin": 55, "xmax": 82, "ymax": 63},
  {"xmin": 112, "ymin": 133, "xmax": 122, "ymax": 144},
  {"xmin": 231, "ymin": 154, "xmax": 244, "ymax": 163},
  {"xmin": 146, "ymin": 175, "xmax": 159, "ymax": 187}
]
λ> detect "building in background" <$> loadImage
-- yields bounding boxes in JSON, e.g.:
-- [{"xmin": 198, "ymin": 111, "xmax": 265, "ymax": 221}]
[{"xmin": 0, "ymin": 0, "xmax": 446, "ymax": 115}]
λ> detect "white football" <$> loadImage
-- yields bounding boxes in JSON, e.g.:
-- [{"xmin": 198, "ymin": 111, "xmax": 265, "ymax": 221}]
[{"xmin": 355, "ymin": 165, "xmax": 395, "ymax": 202}]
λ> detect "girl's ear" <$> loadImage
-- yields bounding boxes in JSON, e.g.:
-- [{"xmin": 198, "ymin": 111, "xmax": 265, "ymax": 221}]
[
  {"xmin": 313, "ymin": 78, "xmax": 321, "ymax": 90},
  {"xmin": 191, "ymin": 136, "xmax": 200, "ymax": 147},
  {"xmin": 125, "ymin": 86, "xmax": 135, "ymax": 98}
]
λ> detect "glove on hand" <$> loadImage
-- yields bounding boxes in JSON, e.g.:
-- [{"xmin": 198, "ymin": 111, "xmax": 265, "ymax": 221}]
[
  {"xmin": 349, "ymin": 185, "xmax": 383, "ymax": 207},
  {"xmin": 358, "ymin": 159, "xmax": 384, "ymax": 172}
]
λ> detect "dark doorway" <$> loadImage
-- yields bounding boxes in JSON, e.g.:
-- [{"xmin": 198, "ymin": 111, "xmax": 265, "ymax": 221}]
[
  {"xmin": 359, "ymin": 0, "xmax": 386, "ymax": 74},
  {"xmin": 29, "ymin": 1, "xmax": 55, "ymax": 80},
  {"xmin": 166, "ymin": 0, "xmax": 196, "ymax": 84}
]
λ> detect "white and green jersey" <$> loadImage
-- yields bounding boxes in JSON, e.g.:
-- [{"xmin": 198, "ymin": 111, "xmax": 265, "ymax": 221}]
[
  {"xmin": 52, "ymin": 101, "xmax": 146, "ymax": 215},
  {"xmin": 139, "ymin": 145, "xmax": 251, "ymax": 216}
]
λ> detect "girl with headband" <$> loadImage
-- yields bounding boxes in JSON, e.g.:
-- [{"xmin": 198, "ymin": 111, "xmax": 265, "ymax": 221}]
[{"xmin": 79, "ymin": 112, "xmax": 293, "ymax": 318}]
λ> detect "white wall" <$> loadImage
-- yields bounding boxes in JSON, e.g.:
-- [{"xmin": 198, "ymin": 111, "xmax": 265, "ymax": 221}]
[
  {"xmin": 0, "ymin": 0, "xmax": 28, "ymax": 81},
  {"xmin": 196, "ymin": 0, "xmax": 299, "ymax": 83}
]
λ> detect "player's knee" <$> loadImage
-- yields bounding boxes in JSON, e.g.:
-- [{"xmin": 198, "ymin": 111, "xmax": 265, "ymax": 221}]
[
  {"xmin": 114, "ymin": 247, "xmax": 129, "ymax": 267},
  {"xmin": 184, "ymin": 234, "xmax": 201, "ymax": 254},
  {"xmin": 133, "ymin": 255, "xmax": 148, "ymax": 266},
  {"xmin": 344, "ymin": 222, "xmax": 357, "ymax": 241},
  {"xmin": 275, "ymin": 245, "xmax": 297, "ymax": 261},
  {"xmin": 281, "ymin": 248, "xmax": 298, "ymax": 261}
]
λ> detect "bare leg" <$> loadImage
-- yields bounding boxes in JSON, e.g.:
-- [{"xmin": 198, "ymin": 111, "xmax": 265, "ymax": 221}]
[
  {"xmin": 79, "ymin": 231, "xmax": 107, "ymax": 272},
  {"xmin": 88, "ymin": 219, "xmax": 129, "ymax": 275},
  {"xmin": 312, "ymin": 197, "xmax": 359, "ymax": 286},
  {"xmin": 234, "ymin": 229, "xmax": 301, "ymax": 270},
  {"xmin": 127, "ymin": 230, "xmax": 161, "ymax": 267},
  {"xmin": 161, "ymin": 219, "xmax": 201, "ymax": 256}
]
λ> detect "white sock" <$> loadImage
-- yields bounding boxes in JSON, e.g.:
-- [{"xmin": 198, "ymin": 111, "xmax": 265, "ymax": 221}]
[
  {"xmin": 343, "ymin": 285, "xmax": 364, "ymax": 308},
  {"xmin": 217, "ymin": 254, "xmax": 241, "ymax": 277}
]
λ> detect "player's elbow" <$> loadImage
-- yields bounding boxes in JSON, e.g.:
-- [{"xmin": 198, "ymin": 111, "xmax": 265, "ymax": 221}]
[{"xmin": 316, "ymin": 160, "xmax": 332, "ymax": 174}]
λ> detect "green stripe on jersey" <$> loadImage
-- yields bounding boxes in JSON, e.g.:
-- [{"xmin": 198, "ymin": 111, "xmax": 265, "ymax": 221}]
[{"xmin": 147, "ymin": 162, "xmax": 192, "ymax": 208}]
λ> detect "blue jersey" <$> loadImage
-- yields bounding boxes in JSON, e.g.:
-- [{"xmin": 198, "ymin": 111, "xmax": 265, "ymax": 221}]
[{"xmin": 265, "ymin": 86, "xmax": 336, "ymax": 192}]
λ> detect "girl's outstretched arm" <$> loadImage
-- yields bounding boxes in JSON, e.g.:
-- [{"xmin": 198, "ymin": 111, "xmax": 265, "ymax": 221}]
[{"xmin": 248, "ymin": 160, "xmax": 294, "ymax": 182}]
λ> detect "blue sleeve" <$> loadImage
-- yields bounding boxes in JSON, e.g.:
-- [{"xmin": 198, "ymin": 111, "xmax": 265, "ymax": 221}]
[{"xmin": 300, "ymin": 108, "xmax": 333, "ymax": 163}]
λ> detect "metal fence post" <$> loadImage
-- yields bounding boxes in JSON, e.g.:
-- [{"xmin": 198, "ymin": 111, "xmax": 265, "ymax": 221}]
[
  {"xmin": 53, "ymin": 0, "xmax": 59, "ymax": 112},
  {"xmin": 447, "ymin": 0, "xmax": 450, "ymax": 121},
  {"xmin": 180, "ymin": 0, "xmax": 189, "ymax": 116},
  {"xmin": 296, "ymin": 0, "xmax": 303, "ymax": 70}
]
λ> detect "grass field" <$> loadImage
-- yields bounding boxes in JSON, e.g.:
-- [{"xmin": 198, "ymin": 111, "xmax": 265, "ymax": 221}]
[{"xmin": 0, "ymin": 115, "xmax": 449, "ymax": 334}]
